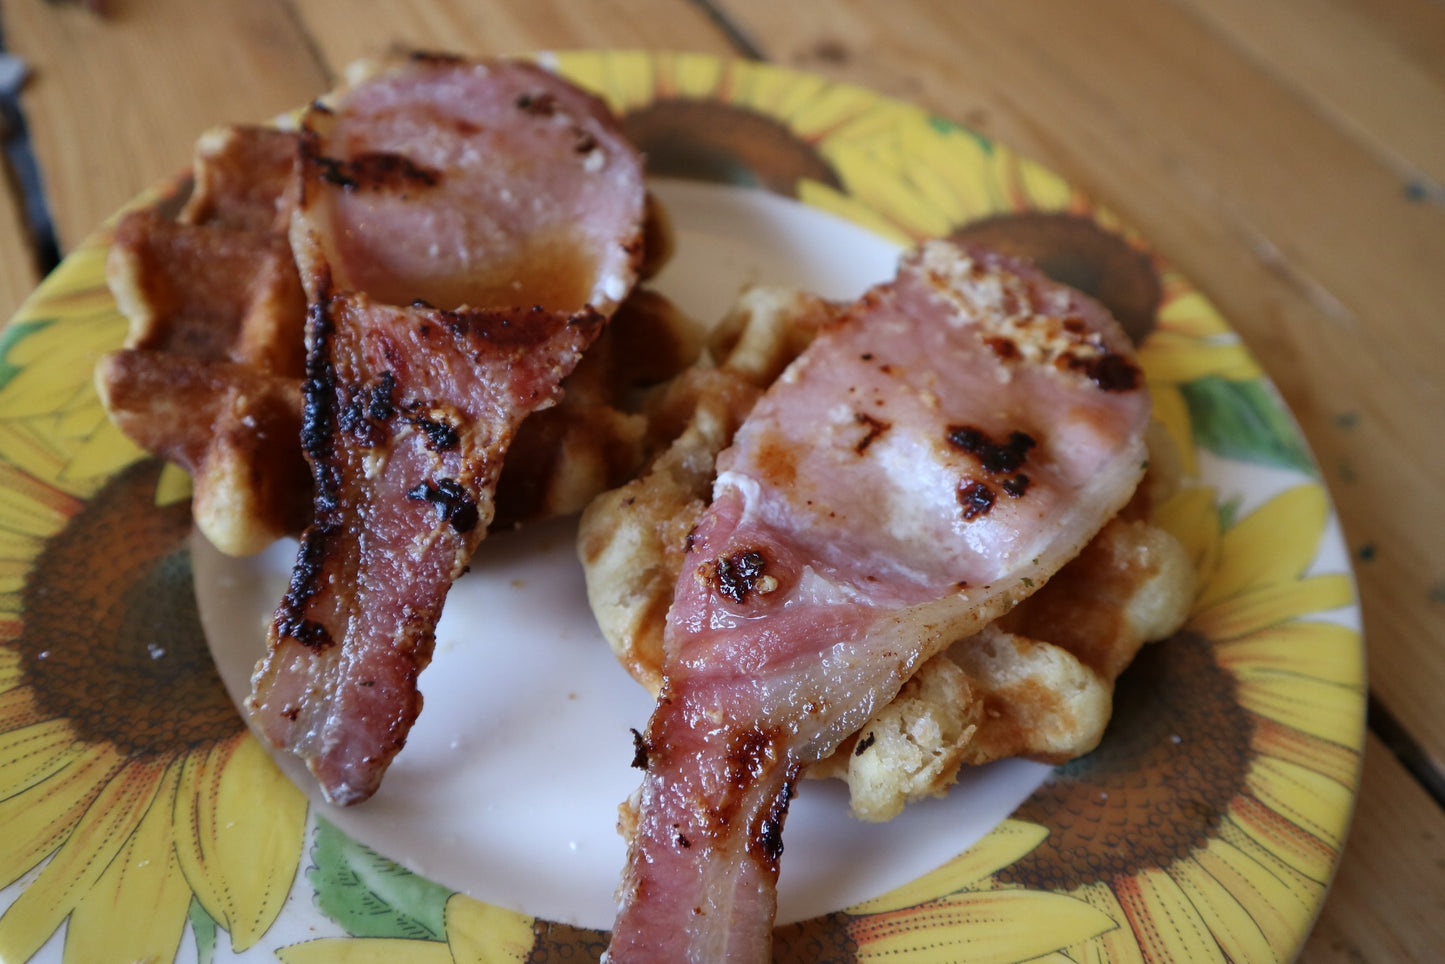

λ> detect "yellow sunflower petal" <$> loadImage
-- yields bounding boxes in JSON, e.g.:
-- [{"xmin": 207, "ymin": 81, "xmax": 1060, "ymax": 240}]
[
  {"xmin": 1151, "ymin": 485, "xmax": 1219, "ymax": 589},
  {"xmin": 0, "ymin": 422, "xmax": 71, "ymax": 492},
  {"xmin": 1064, "ymin": 881, "xmax": 1143, "ymax": 964},
  {"xmin": 1215, "ymin": 621, "xmax": 1363, "ymax": 687},
  {"xmin": 0, "ymin": 462, "xmax": 83, "ymax": 537},
  {"xmin": 847, "ymin": 819, "xmax": 1048, "ymax": 914},
  {"xmin": 1247, "ymin": 712, "xmax": 1360, "ymax": 789},
  {"xmin": 1156, "ymin": 288, "xmax": 1233, "ymax": 339},
  {"xmin": 0, "ymin": 751, "xmax": 169, "ymax": 963},
  {"xmin": 787, "ymin": 82, "xmax": 882, "ymax": 140},
  {"xmin": 3, "ymin": 311, "xmax": 118, "ymax": 368},
  {"xmin": 1012, "ymin": 154, "xmax": 1075, "ymax": 212},
  {"xmin": 1167, "ymin": 855, "xmax": 1276, "ymax": 964},
  {"xmin": 895, "ymin": 118, "xmax": 971, "ymax": 227},
  {"xmin": 155, "ymin": 462, "xmax": 194, "ymax": 506},
  {"xmin": 1189, "ymin": 835, "xmax": 1317, "ymax": 959},
  {"xmin": 0, "ymin": 568, "xmax": 37, "ymax": 616},
  {"xmin": 0, "ymin": 558, "xmax": 29, "ymax": 595},
  {"xmin": 770, "ymin": 70, "xmax": 831, "ymax": 126},
  {"xmin": 0, "ymin": 740, "xmax": 125, "ymax": 887},
  {"xmin": 552, "ymin": 52, "xmax": 609, "ymax": 108},
  {"xmin": 796, "ymin": 180, "xmax": 914, "ymax": 245},
  {"xmin": 1193, "ymin": 575, "xmax": 1355, "ymax": 640},
  {"xmin": 54, "ymin": 402, "xmax": 108, "ymax": 442},
  {"xmin": 1137, "ymin": 333, "xmax": 1263, "ymax": 384},
  {"xmin": 1197, "ymin": 486, "xmax": 1329, "ymax": 610},
  {"xmin": 1148, "ymin": 385, "xmax": 1198, "ymax": 478},
  {"xmin": 826, "ymin": 100, "xmax": 915, "ymax": 147},
  {"xmin": 0, "ymin": 647, "xmax": 22, "ymax": 691},
  {"xmin": 0, "ymin": 345, "xmax": 110, "ymax": 420},
  {"xmin": 174, "ymin": 732, "xmax": 307, "ymax": 951},
  {"xmin": 276, "ymin": 937, "xmax": 454, "ymax": 964},
  {"xmin": 666, "ymin": 52, "xmax": 726, "ymax": 101},
  {"xmin": 1217, "ymin": 817, "xmax": 1328, "ymax": 904},
  {"xmin": 0, "ymin": 681, "xmax": 49, "ymax": 733},
  {"xmin": 1068, "ymin": 940, "xmax": 1109, "ymax": 964},
  {"xmin": 827, "ymin": 143, "xmax": 954, "ymax": 237},
  {"xmin": 444, "ymin": 893, "xmax": 537, "ymax": 963},
  {"xmin": 1225, "ymin": 795, "xmax": 1335, "ymax": 884},
  {"xmin": 56, "ymin": 422, "xmax": 147, "ymax": 486},
  {"xmin": 601, "ymin": 52, "xmax": 656, "ymax": 115},
  {"xmin": 925, "ymin": 126, "xmax": 1011, "ymax": 220},
  {"xmin": 10, "ymin": 279, "xmax": 116, "ymax": 329},
  {"xmin": 1244, "ymin": 756, "xmax": 1351, "ymax": 850},
  {"xmin": 1112, "ymin": 867, "xmax": 1226, "ymax": 963},
  {"xmin": 0, "ymin": 717, "xmax": 83, "ymax": 800},
  {"xmin": 66, "ymin": 761, "xmax": 192, "ymax": 964},
  {"xmin": 1234, "ymin": 668, "xmax": 1364, "ymax": 748},
  {"xmin": 852, "ymin": 889, "xmax": 1116, "ymax": 963}
]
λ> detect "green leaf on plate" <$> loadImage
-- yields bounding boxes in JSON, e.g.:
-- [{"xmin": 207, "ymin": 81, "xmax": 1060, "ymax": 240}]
[
  {"xmin": 0, "ymin": 318, "xmax": 54, "ymax": 392},
  {"xmin": 188, "ymin": 896, "xmax": 217, "ymax": 964},
  {"xmin": 1180, "ymin": 376, "xmax": 1316, "ymax": 474},
  {"xmin": 309, "ymin": 816, "xmax": 452, "ymax": 941},
  {"xmin": 928, "ymin": 114, "xmax": 994, "ymax": 152},
  {"xmin": 1218, "ymin": 493, "xmax": 1245, "ymax": 532}
]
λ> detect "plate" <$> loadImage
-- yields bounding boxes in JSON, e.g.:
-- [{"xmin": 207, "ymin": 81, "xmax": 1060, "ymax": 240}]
[{"xmin": 0, "ymin": 51, "xmax": 1364, "ymax": 963}]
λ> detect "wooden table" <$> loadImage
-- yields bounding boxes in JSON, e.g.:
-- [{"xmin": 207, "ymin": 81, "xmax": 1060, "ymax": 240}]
[{"xmin": 1, "ymin": 1, "xmax": 1440, "ymax": 960}]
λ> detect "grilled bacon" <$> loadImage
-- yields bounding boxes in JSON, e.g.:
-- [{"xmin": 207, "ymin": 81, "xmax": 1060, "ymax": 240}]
[
  {"xmin": 607, "ymin": 241, "xmax": 1152, "ymax": 961},
  {"xmin": 245, "ymin": 55, "xmax": 646, "ymax": 805}
]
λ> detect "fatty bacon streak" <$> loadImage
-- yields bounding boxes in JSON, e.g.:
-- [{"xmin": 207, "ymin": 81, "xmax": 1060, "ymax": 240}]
[
  {"xmin": 247, "ymin": 54, "xmax": 646, "ymax": 806},
  {"xmin": 609, "ymin": 241, "xmax": 1152, "ymax": 961}
]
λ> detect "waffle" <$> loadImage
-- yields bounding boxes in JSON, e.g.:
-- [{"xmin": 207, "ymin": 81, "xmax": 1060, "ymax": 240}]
[
  {"xmin": 98, "ymin": 124, "xmax": 697, "ymax": 555},
  {"xmin": 97, "ymin": 126, "xmax": 308, "ymax": 555},
  {"xmin": 578, "ymin": 285, "xmax": 1195, "ymax": 821}
]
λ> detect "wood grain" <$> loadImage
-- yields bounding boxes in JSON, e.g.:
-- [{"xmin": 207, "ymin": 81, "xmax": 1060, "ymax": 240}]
[
  {"xmin": 714, "ymin": 0, "xmax": 1445, "ymax": 774},
  {"xmin": 4, "ymin": 0, "xmax": 329, "ymax": 252},
  {"xmin": 1176, "ymin": 0, "xmax": 1445, "ymax": 189},
  {"xmin": 0, "ymin": 175, "xmax": 38, "ymax": 321},
  {"xmin": 287, "ymin": 0, "xmax": 738, "ymax": 75},
  {"xmin": 1300, "ymin": 733, "xmax": 1445, "ymax": 962}
]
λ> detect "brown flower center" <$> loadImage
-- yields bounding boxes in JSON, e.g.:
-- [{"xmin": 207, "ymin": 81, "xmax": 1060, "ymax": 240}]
[
  {"xmin": 950, "ymin": 212, "xmax": 1162, "ymax": 345},
  {"xmin": 622, "ymin": 99, "xmax": 843, "ymax": 197},
  {"xmin": 996, "ymin": 632, "xmax": 1254, "ymax": 890},
  {"xmin": 16, "ymin": 460, "xmax": 242, "ymax": 755}
]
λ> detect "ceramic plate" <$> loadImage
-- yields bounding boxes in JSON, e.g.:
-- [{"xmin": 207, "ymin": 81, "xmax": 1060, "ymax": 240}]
[{"xmin": 0, "ymin": 51, "xmax": 1364, "ymax": 964}]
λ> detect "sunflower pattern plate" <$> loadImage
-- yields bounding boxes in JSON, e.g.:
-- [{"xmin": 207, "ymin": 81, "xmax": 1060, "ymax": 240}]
[{"xmin": 0, "ymin": 52, "xmax": 1363, "ymax": 963}]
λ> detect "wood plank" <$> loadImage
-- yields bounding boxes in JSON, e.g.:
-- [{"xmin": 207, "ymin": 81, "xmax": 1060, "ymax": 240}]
[
  {"xmin": 1175, "ymin": 0, "xmax": 1445, "ymax": 189},
  {"xmin": 713, "ymin": 0, "xmax": 1445, "ymax": 772},
  {"xmin": 5, "ymin": 0, "xmax": 329, "ymax": 252},
  {"xmin": 1354, "ymin": 0, "xmax": 1445, "ymax": 89},
  {"xmin": 1300, "ymin": 733, "xmax": 1445, "ymax": 962},
  {"xmin": 288, "ymin": 0, "xmax": 738, "ymax": 76},
  {"xmin": 0, "ymin": 170, "xmax": 39, "ymax": 321}
]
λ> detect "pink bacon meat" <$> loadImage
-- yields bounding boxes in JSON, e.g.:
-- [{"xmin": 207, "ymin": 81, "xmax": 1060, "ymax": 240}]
[
  {"xmin": 608, "ymin": 241, "xmax": 1151, "ymax": 961},
  {"xmin": 247, "ymin": 54, "xmax": 645, "ymax": 805}
]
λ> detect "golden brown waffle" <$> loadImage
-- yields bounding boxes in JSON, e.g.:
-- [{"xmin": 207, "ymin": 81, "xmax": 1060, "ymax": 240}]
[
  {"xmin": 98, "ymin": 126, "xmax": 308, "ymax": 555},
  {"xmin": 98, "ymin": 124, "xmax": 697, "ymax": 555},
  {"xmin": 579, "ymin": 284, "xmax": 1196, "ymax": 821}
]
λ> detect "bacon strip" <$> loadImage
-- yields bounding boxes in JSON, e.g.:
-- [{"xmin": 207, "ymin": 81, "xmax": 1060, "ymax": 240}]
[
  {"xmin": 246, "ymin": 54, "xmax": 645, "ymax": 805},
  {"xmin": 607, "ymin": 241, "xmax": 1151, "ymax": 961}
]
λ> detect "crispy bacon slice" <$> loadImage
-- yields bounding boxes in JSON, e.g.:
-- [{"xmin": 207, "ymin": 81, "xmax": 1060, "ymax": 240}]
[
  {"xmin": 246, "ymin": 54, "xmax": 645, "ymax": 805},
  {"xmin": 607, "ymin": 241, "xmax": 1151, "ymax": 961}
]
